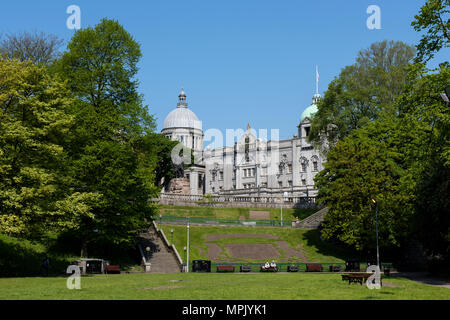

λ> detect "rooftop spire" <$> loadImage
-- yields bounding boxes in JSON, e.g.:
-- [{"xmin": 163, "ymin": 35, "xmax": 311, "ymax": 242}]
[{"xmin": 177, "ymin": 87, "xmax": 188, "ymax": 108}]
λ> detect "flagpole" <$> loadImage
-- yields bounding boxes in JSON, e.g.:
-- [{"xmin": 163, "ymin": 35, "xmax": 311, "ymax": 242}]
[{"xmin": 316, "ymin": 65, "xmax": 319, "ymax": 95}]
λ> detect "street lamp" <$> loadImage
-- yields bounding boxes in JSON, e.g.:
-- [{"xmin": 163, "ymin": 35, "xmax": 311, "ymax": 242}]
[
  {"xmin": 186, "ymin": 219, "xmax": 190, "ymax": 273},
  {"xmin": 145, "ymin": 246, "xmax": 150, "ymax": 262},
  {"xmin": 171, "ymin": 229, "xmax": 174, "ymax": 245},
  {"xmin": 159, "ymin": 214, "xmax": 162, "ymax": 228},
  {"xmin": 371, "ymin": 198, "xmax": 380, "ymax": 268},
  {"xmin": 183, "ymin": 246, "xmax": 187, "ymax": 272}
]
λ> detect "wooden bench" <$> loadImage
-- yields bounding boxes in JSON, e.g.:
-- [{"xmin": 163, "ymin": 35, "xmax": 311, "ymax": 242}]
[
  {"xmin": 306, "ymin": 264, "xmax": 322, "ymax": 272},
  {"xmin": 240, "ymin": 265, "xmax": 252, "ymax": 273},
  {"xmin": 341, "ymin": 273, "xmax": 382, "ymax": 286},
  {"xmin": 216, "ymin": 265, "xmax": 235, "ymax": 273},
  {"xmin": 105, "ymin": 265, "xmax": 121, "ymax": 274},
  {"xmin": 329, "ymin": 265, "xmax": 341, "ymax": 272}
]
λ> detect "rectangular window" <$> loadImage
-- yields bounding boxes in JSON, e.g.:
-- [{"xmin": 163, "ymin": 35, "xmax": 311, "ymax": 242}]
[
  {"xmin": 301, "ymin": 163, "xmax": 306, "ymax": 172},
  {"xmin": 288, "ymin": 164, "xmax": 292, "ymax": 173},
  {"xmin": 288, "ymin": 181, "xmax": 293, "ymax": 187},
  {"xmin": 278, "ymin": 181, "xmax": 282, "ymax": 188},
  {"xmin": 302, "ymin": 179, "xmax": 306, "ymax": 186},
  {"xmin": 313, "ymin": 162, "xmax": 318, "ymax": 172}
]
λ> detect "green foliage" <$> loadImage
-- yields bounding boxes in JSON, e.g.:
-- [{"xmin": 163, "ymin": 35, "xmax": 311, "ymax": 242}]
[
  {"xmin": 0, "ymin": 58, "xmax": 98, "ymax": 238},
  {"xmin": 54, "ymin": 19, "xmax": 160, "ymax": 254},
  {"xmin": 396, "ymin": 63, "xmax": 450, "ymax": 261},
  {"xmin": 315, "ymin": 118, "xmax": 415, "ymax": 251},
  {"xmin": 0, "ymin": 233, "xmax": 75, "ymax": 277},
  {"xmin": 309, "ymin": 40, "xmax": 415, "ymax": 153},
  {"xmin": 412, "ymin": 0, "xmax": 450, "ymax": 63}
]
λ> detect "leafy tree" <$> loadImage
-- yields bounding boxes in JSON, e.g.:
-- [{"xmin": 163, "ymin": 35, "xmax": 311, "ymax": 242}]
[
  {"xmin": 412, "ymin": 0, "xmax": 450, "ymax": 63},
  {"xmin": 309, "ymin": 40, "xmax": 415, "ymax": 154},
  {"xmin": 56, "ymin": 19, "xmax": 157, "ymax": 256},
  {"xmin": 0, "ymin": 31, "xmax": 63, "ymax": 65},
  {"xmin": 314, "ymin": 118, "xmax": 415, "ymax": 252},
  {"xmin": 0, "ymin": 58, "xmax": 98, "ymax": 238},
  {"xmin": 396, "ymin": 63, "xmax": 450, "ymax": 261}
]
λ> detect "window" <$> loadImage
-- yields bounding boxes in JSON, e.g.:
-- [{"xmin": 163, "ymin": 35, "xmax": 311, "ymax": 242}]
[
  {"xmin": 252, "ymin": 168, "xmax": 256, "ymax": 176},
  {"xmin": 288, "ymin": 181, "xmax": 293, "ymax": 187},
  {"xmin": 302, "ymin": 179, "xmax": 306, "ymax": 186},
  {"xmin": 301, "ymin": 163, "xmax": 307, "ymax": 172},
  {"xmin": 304, "ymin": 126, "xmax": 311, "ymax": 137},
  {"xmin": 288, "ymin": 164, "xmax": 292, "ymax": 173},
  {"xmin": 219, "ymin": 171, "xmax": 224, "ymax": 180},
  {"xmin": 278, "ymin": 181, "xmax": 283, "ymax": 188},
  {"xmin": 313, "ymin": 161, "xmax": 318, "ymax": 172}
]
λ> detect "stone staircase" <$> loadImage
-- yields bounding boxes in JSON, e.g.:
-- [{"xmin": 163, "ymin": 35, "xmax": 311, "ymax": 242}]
[
  {"xmin": 294, "ymin": 207, "xmax": 328, "ymax": 229},
  {"xmin": 138, "ymin": 225, "xmax": 182, "ymax": 273}
]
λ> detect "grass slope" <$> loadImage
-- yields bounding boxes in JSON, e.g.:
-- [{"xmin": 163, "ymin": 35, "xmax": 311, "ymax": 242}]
[
  {"xmin": 0, "ymin": 273, "xmax": 448, "ymax": 300},
  {"xmin": 157, "ymin": 205, "xmax": 316, "ymax": 221},
  {"xmin": 160, "ymin": 225, "xmax": 352, "ymax": 263}
]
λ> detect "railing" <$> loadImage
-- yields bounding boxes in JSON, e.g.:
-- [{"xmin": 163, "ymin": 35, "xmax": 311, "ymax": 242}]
[
  {"xmin": 158, "ymin": 216, "xmax": 294, "ymax": 228},
  {"xmin": 158, "ymin": 193, "xmax": 317, "ymax": 205},
  {"xmin": 188, "ymin": 262, "xmax": 394, "ymax": 273}
]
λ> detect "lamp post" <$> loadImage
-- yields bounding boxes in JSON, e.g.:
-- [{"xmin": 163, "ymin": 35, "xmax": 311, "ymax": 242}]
[
  {"xmin": 159, "ymin": 214, "xmax": 162, "ymax": 228},
  {"xmin": 371, "ymin": 198, "xmax": 380, "ymax": 268},
  {"xmin": 145, "ymin": 246, "xmax": 150, "ymax": 262},
  {"xmin": 186, "ymin": 219, "xmax": 190, "ymax": 273},
  {"xmin": 183, "ymin": 246, "xmax": 187, "ymax": 272},
  {"xmin": 171, "ymin": 229, "xmax": 174, "ymax": 245}
]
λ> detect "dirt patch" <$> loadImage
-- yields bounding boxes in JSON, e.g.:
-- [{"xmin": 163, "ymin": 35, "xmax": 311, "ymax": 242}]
[
  {"xmin": 224, "ymin": 244, "xmax": 280, "ymax": 260},
  {"xmin": 137, "ymin": 286, "xmax": 183, "ymax": 290},
  {"xmin": 249, "ymin": 211, "xmax": 270, "ymax": 220},
  {"xmin": 205, "ymin": 234, "xmax": 278, "ymax": 241},
  {"xmin": 205, "ymin": 243, "xmax": 228, "ymax": 261},
  {"xmin": 381, "ymin": 282, "xmax": 399, "ymax": 288},
  {"xmin": 276, "ymin": 241, "xmax": 306, "ymax": 262}
]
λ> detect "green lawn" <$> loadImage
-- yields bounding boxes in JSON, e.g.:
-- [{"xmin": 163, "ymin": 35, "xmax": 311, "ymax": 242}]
[
  {"xmin": 0, "ymin": 273, "xmax": 448, "ymax": 300},
  {"xmin": 156, "ymin": 205, "xmax": 316, "ymax": 221},
  {"xmin": 160, "ymin": 225, "xmax": 353, "ymax": 263}
]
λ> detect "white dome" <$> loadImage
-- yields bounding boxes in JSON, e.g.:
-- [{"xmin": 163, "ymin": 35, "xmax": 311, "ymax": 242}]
[{"xmin": 163, "ymin": 107, "xmax": 202, "ymax": 131}]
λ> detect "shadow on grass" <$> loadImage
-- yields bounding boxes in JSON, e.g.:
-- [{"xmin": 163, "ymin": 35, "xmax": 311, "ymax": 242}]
[
  {"xmin": 301, "ymin": 229, "xmax": 357, "ymax": 262},
  {"xmin": 0, "ymin": 234, "xmax": 72, "ymax": 277}
]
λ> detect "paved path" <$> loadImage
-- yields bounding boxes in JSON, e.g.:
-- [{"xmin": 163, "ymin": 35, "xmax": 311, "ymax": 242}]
[{"xmin": 394, "ymin": 272, "xmax": 450, "ymax": 289}]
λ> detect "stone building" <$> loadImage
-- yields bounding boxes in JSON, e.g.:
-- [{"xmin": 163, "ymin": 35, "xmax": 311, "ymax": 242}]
[{"xmin": 161, "ymin": 88, "xmax": 325, "ymax": 199}]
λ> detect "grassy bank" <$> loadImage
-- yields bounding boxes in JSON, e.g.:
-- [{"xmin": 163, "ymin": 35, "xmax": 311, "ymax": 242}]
[
  {"xmin": 160, "ymin": 225, "xmax": 352, "ymax": 263},
  {"xmin": 156, "ymin": 205, "xmax": 316, "ymax": 221}
]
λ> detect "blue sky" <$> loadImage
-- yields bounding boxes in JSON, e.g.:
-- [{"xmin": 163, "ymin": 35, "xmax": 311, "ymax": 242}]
[{"xmin": 1, "ymin": 0, "xmax": 448, "ymax": 144}]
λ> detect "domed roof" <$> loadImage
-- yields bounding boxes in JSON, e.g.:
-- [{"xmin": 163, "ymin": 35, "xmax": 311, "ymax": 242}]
[
  {"xmin": 300, "ymin": 104, "xmax": 318, "ymax": 123},
  {"xmin": 162, "ymin": 88, "xmax": 202, "ymax": 131},
  {"xmin": 163, "ymin": 107, "xmax": 202, "ymax": 130},
  {"xmin": 300, "ymin": 94, "xmax": 320, "ymax": 123}
]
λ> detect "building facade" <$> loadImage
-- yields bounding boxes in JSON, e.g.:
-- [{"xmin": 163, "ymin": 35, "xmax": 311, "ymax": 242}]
[{"xmin": 161, "ymin": 89, "xmax": 325, "ymax": 199}]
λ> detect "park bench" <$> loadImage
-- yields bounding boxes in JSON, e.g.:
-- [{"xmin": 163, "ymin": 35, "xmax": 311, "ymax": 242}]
[
  {"xmin": 105, "ymin": 265, "xmax": 121, "ymax": 274},
  {"xmin": 306, "ymin": 264, "xmax": 322, "ymax": 272},
  {"xmin": 329, "ymin": 265, "xmax": 341, "ymax": 272},
  {"xmin": 260, "ymin": 265, "xmax": 278, "ymax": 272},
  {"xmin": 341, "ymin": 273, "xmax": 382, "ymax": 286},
  {"xmin": 216, "ymin": 265, "xmax": 235, "ymax": 273},
  {"xmin": 240, "ymin": 265, "xmax": 252, "ymax": 272},
  {"xmin": 287, "ymin": 265, "xmax": 299, "ymax": 272}
]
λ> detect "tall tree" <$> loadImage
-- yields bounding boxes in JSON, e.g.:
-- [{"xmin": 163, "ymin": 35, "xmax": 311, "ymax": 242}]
[
  {"xmin": 314, "ymin": 117, "xmax": 416, "ymax": 252},
  {"xmin": 0, "ymin": 58, "xmax": 98, "ymax": 238},
  {"xmin": 309, "ymin": 40, "xmax": 415, "ymax": 154},
  {"xmin": 56, "ymin": 19, "xmax": 157, "ymax": 256},
  {"xmin": 412, "ymin": 0, "xmax": 450, "ymax": 62},
  {"xmin": 0, "ymin": 31, "xmax": 63, "ymax": 66}
]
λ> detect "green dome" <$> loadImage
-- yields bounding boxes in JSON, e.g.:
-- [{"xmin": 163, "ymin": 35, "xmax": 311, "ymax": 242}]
[{"xmin": 300, "ymin": 103, "xmax": 318, "ymax": 123}]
